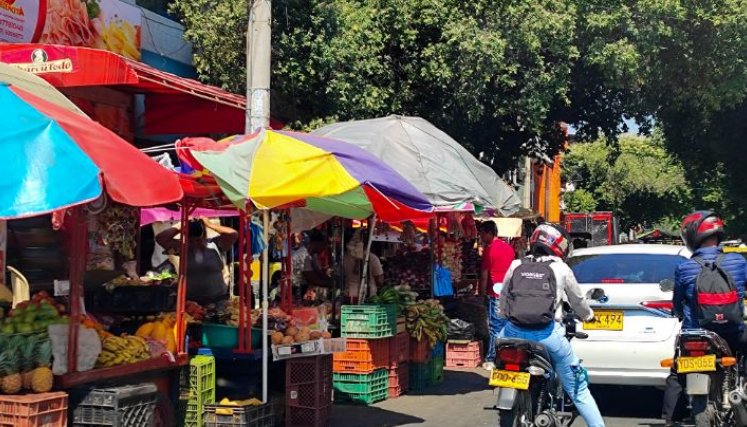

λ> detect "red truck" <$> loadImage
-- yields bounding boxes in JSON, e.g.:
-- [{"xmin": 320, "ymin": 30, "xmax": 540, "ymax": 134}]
[{"xmin": 562, "ymin": 211, "xmax": 619, "ymax": 247}]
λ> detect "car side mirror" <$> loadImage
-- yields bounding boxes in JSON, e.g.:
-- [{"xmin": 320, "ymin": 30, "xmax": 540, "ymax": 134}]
[{"xmin": 659, "ymin": 279, "xmax": 675, "ymax": 293}]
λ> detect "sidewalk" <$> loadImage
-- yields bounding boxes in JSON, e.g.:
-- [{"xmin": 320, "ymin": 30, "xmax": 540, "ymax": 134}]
[{"xmin": 330, "ymin": 368, "xmax": 497, "ymax": 427}]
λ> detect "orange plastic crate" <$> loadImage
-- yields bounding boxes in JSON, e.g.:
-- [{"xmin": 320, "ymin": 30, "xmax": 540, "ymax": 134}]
[
  {"xmin": 333, "ymin": 338, "xmax": 390, "ymax": 373},
  {"xmin": 0, "ymin": 392, "xmax": 68, "ymax": 427}
]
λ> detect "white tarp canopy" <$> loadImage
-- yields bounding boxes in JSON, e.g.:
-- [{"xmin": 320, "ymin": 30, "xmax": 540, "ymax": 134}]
[{"xmin": 313, "ymin": 115, "xmax": 522, "ymax": 216}]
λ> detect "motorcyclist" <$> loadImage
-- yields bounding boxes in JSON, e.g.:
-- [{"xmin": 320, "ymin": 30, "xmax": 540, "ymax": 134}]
[
  {"xmin": 497, "ymin": 222, "xmax": 605, "ymax": 427},
  {"xmin": 661, "ymin": 210, "xmax": 747, "ymax": 426}
]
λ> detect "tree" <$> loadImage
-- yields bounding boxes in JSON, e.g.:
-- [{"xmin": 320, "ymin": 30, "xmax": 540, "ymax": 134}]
[
  {"xmin": 170, "ymin": 0, "xmax": 747, "ymax": 216},
  {"xmin": 562, "ymin": 133, "xmax": 691, "ymax": 230},
  {"xmin": 170, "ymin": 0, "xmax": 580, "ymax": 170}
]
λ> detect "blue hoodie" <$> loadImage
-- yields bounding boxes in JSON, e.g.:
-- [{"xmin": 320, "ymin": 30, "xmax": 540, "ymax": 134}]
[{"xmin": 673, "ymin": 246, "xmax": 746, "ymax": 336}]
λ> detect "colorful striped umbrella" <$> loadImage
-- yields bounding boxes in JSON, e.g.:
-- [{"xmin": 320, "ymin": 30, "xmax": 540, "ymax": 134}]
[
  {"xmin": 176, "ymin": 130, "xmax": 433, "ymax": 222},
  {"xmin": 0, "ymin": 80, "xmax": 183, "ymax": 219}
]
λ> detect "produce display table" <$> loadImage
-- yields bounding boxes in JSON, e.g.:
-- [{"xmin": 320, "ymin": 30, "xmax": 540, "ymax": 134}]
[{"xmin": 55, "ymin": 353, "xmax": 188, "ymax": 389}]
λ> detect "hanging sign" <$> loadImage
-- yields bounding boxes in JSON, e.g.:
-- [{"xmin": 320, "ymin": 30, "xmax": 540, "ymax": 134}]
[{"xmin": 0, "ymin": 0, "xmax": 142, "ymax": 60}]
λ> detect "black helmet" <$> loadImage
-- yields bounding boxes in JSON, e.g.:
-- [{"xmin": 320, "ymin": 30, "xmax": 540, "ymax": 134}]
[
  {"xmin": 680, "ymin": 210, "xmax": 725, "ymax": 251},
  {"xmin": 530, "ymin": 222, "xmax": 571, "ymax": 259}
]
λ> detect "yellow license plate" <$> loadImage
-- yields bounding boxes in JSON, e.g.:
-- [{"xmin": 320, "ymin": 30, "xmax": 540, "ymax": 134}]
[
  {"xmin": 583, "ymin": 310, "xmax": 624, "ymax": 331},
  {"xmin": 677, "ymin": 355, "xmax": 717, "ymax": 374},
  {"xmin": 489, "ymin": 370, "xmax": 531, "ymax": 390}
]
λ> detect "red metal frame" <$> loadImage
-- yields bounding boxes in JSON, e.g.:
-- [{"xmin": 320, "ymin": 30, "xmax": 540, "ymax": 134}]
[
  {"xmin": 63, "ymin": 202, "xmax": 190, "ymax": 383},
  {"xmin": 66, "ymin": 206, "xmax": 87, "ymax": 374},
  {"xmin": 236, "ymin": 208, "xmax": 253, "ymax": 353},
  {"xmin": 281, "ymin": 210, "xmax": 293, "ymax": 313}
]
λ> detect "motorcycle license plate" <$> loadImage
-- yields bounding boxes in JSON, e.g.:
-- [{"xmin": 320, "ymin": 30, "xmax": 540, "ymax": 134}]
[
  {"xmin": 489, "ymin": 370, "xmax": 531, "ymax": 390},
  {"xmin": 583, "ymin": 310, "xmax": 624, "ymax": 331},
  {"xmin": 677, "ymin": 355, "xmax": 717, "ymax": 374}
]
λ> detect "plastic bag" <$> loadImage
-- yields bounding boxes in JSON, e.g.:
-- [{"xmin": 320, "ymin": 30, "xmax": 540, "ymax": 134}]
[
  {"xmin": 433, "ymin": 265, "xmax": 454, "ymax": 297},
  {"xmin": 48, "ymin": 324, "xmax": 102, "ymax": 375},
  {"xmin": 447, "ymin": 318, "xmax": 476, "ymax": 341}
]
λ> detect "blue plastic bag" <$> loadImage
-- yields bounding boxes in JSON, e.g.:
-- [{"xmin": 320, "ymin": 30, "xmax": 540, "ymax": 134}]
[{"xmin": 433, "ymin": 265, "xmax": 454, "ymax": 297}]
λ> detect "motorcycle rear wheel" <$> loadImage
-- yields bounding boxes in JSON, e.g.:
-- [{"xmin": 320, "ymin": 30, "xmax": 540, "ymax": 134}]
[{"xmin": 499, "ymin": 390, "xmax": 534, "ymax": 427}]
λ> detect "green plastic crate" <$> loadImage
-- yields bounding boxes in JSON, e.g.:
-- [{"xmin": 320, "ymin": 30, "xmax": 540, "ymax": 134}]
[
  {"xmin": 334, "ymin": 369, "xmax": 389, "ymax": 404},
  {"xmin": 431, "ymin": 356, "xmax": 444, "ymax": 384},
  {"xmin": 178, "ymin": 355, "xmax": 217, "ymax": 427},
  {"xmin": 409, "ymin": 360, "xmax": 434, "ymax": 391},
  {"xmin": 341, "ymin": 304, "xmax": 397, "ymax": 338}
]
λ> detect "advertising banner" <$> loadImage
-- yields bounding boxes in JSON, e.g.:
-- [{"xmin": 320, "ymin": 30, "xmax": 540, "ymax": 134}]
[{"xmin": 0, "ymin": 0, "xmax": 142, "ymax": 60}]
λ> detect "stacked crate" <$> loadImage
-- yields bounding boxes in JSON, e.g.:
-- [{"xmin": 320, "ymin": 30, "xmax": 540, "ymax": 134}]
[
  {"xmin": 388, "ymin": 332, "xmax": 410, "ymax": 398},
  {"xmin": 408, "ymin": 339, "xmax": 444, "ymax": 391},
  {"xmin": 334, "ymin": 305, "xmax": 397, "ymax": 405},
  {"xmin": 180, "ymin": 352, "xmax": 217, "ymax": 427},
  {"xmin": 286, "ymin": 354, "xmax": 333, "ymax": 427},
  {"xmin": 446, "ymin": 340, "xmax": 482, "ymax": 369}
]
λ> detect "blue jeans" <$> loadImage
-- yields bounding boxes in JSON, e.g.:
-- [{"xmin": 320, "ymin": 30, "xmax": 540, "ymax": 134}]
[
  {"xmin": 501, "ymin": 321, "xmax": 605, "ymax": 427},
  {"xmin": 486, "ymin": 296, "xmax": 507, "ymax": 362}
]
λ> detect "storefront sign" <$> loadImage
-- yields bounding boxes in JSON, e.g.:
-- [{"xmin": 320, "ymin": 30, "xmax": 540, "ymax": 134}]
[
  {"xmin": 0, "ymin": 0, "xmax": 142, "ymax": 60},
  {"xmin": 1, "ymin": 44, "xmax": 77, "ymax": 73}
]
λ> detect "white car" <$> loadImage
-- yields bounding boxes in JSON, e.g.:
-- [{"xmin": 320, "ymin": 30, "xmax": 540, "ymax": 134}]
[{"xmin": 567, "ymin": 244, "xmax": 690, "ymax": 387}]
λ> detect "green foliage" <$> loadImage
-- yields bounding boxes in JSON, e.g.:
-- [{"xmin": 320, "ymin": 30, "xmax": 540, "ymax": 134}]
[
  {"xmin": 563, "ymin": 189, "xmax": 597, "ymax": 213},
  {"xmin": 170, "ymin": 0, "xmax": 580, "ymax": 170},
  {"xmin": 563, "ymin": 133, "xmax": 691, "ymax": 229},
  {"xmin": 170, "ymin": 0, "xmax": 747, "ymax": 225}
]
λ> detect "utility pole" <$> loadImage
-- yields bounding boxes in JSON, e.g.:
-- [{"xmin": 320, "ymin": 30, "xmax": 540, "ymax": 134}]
[
  {"xmin": 246, "ymin": 0, "xmax": 272, "ymax": 405},
  {"xmin": 246, "ymin": 0, "xmax": 271, "ymax": 133}
]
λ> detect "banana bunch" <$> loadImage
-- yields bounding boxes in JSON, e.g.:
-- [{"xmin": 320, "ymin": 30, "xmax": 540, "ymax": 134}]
[
  {"xmin": 405, "ymin": 299, "xmax": 449, "ymax": 347},
  {"xmin": 96, "ymin": 335, "xmax": 151, "ymax": 368}
]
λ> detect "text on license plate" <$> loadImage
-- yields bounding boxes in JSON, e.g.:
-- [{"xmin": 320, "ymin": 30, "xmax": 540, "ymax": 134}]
[
  {"xmin": 677, "ymin": 355, "xmax": 717, "ymax": 374},
  {"xmin": 489, "ymin": 370, "xmax": 530, "ymax": 390},
  {"xmin": 583, "ymin": 310, "xmax": 624, "ymax": 331}
]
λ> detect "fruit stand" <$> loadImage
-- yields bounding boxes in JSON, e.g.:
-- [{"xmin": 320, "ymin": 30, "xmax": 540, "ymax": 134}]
[{"xmin": 0, "ymin": 74, "xmax": 189, "ymax": 426}]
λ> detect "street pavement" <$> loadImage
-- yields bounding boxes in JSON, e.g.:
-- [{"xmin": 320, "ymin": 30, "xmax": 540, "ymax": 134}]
[{"xmin": 331, "ymin": 368, "xmax": 666, "ymax": 427}]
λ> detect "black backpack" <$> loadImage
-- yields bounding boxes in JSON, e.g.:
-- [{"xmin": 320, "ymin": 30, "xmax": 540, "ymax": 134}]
[
  {"xmin": 505, "ymin": 257, "xmax": 558, "ymax": 329},
  {"xmin": 693, "ymin": 254, "xmax": 742, "ymax": 327}
]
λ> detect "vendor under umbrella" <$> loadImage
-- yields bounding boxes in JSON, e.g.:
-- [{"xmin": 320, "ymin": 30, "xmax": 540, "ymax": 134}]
[
  {"xmin": 343, "ymin": 230, "xmax": 383, "ymax": 303},
  {"xmin": 156, "ymin": 218, "xmax": 238, "ymax": 308}
]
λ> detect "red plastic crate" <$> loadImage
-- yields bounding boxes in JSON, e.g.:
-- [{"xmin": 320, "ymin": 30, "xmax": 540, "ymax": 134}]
[
  {"xmin": 446, "ymin": 341, "xmax": 482, "ymax": 360},
  {"xmin": 389, "ymin": 332, "xmax": 410, "ymax": 367},
  {"xmin": 409, "ymin": 338, "xmax": 431, "ymax": 363},
  {"xmin": 333, "ymin": 338, "xmax": 390, "ymax": 373},
  {"xmin": 286, "ymin": 404, "xmax": 331, "ymax": 427},
  {"xmin": 287, "ymin": 355, "xmax": 333, "ymax": 410},
  {"xmin": 388, "ymin": 363, "xmax": 409, "ymax": 388},
  {"xmin": 0, "ymin": 392, "xmax": 68, "ymax": 427}
]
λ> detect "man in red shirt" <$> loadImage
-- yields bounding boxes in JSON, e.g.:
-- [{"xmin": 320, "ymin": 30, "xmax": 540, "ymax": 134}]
[{"xmin": 480, "ymin": 221, "xmax": 515, "ymax": 369}]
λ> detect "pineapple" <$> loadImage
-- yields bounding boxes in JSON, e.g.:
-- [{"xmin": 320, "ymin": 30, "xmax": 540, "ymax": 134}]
[
  {"xmin": 30, "ymin": 338, "xmax": 54, "ymax": 393},
  {"xmin": 20, "ymin": 335, "xmax": 37, "ymax": 390},
  {"xmin": 0, "ymin": 348, "xmax": 22, "ymax": 394}
]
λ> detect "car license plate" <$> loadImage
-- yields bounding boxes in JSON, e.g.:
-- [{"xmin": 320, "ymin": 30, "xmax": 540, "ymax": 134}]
[
  {"xmin": 489, "ymin": 370, "xmax": 531, "ymax": 390},
  {"xmin": 677, "ymin": 355, "xmax": 717, "ymax": 374},
  {"xmin": 583, "ymin": 310, "xmax": 624, "ymax": 331}
]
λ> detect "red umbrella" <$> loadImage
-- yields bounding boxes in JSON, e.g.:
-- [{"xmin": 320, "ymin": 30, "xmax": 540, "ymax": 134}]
[{"xmin": 11, "ymin": 86, "xmax": 184, "ymax": 208}]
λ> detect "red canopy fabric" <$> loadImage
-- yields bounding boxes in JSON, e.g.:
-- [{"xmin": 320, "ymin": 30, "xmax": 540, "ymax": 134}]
[
  {"xmin": 14, "ymin": 87, "xmax": 183, "ymax": 206},
  {"xmin": 0, "ymin": 43, "xmax": 283, "ymax": 135}
]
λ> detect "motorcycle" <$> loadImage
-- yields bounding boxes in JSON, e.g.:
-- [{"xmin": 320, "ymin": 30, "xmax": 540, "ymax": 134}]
[
  {"xmin": 490, "ymin": 309, "xmax": 589, "ymax": 427},
  {"xmin": 661, "ymin": 329, "xmax": 747, "ymax": 427}
]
